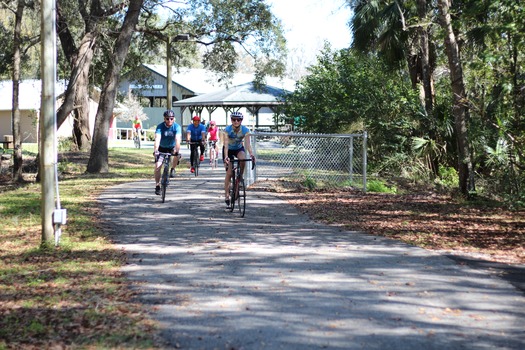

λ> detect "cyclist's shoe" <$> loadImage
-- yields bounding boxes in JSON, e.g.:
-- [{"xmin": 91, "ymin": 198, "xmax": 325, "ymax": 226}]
[
  {"xmin": 170, "ymin": 168, "xmax": 175, "ymax": 178},
  {"xmin": 155, "ymin": 185, "xmax": 161, "ymax": 195},
  {"xmin": 190, "ymin": 167, "xmax": 195, "ymax": 173},
  {"xmin": 200, "ymin": 155, "xmax": 204, "ymax": 162},
  {"xmin": 225, "ymin": 199, "xmax": 230, "ymax": 207}
]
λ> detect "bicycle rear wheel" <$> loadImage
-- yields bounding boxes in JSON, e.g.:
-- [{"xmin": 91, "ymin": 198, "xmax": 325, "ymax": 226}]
[{"xmin": 237, "ymin": 178, "xmax": 246, "ymax": 217}]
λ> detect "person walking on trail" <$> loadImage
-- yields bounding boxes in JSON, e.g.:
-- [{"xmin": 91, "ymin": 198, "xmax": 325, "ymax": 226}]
[
  {"xmin": 186, "ymin": 116, "xmax": 206, "ymax": 173},
  {"xmin": 221, "ymin": 111, "xmax": 255, "ymax": 207},
  {"xmin": 207, "ymin": 120, "xmax": 220, "ymax": 163},
  {"xmin": 153, "ymin": 110, "xmax": 181, "ymax": 195}
]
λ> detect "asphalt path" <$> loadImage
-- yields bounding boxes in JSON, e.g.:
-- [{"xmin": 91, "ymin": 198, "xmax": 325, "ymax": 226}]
[{"xmin": 99, "ymin": 153, "xmax": 524, "ymax": 350}]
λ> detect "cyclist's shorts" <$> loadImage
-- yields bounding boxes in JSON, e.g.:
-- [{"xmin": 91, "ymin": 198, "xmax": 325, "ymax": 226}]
[
  {"xmin": 157, "ymin": 146, "xmax": 174, "ymax": 162},
  {"xmin": 227, "ymin": 147, "xmax": 245, "ymax": 161},
  {"xmin": 159, "ymin": 146, "xmax": 174, "ymax": 153}
]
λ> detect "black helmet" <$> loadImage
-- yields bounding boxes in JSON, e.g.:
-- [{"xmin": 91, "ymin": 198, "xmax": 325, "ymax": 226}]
[
  {"xmin": 163, "ymin": 110, "xmax": 175, "ymax": 118},
  {"xmin": 231, "ymin": 111, "xmax": 244, "ymax": 120}
]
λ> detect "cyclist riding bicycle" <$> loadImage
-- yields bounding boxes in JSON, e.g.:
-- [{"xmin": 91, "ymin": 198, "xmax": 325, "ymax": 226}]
[
  {"xmin": 186, "ymin": 115, "xmax": 206, "ymax": 173},
  {"xmin": 154, "ymin": 110, "xmax": 181, "ymax": 195},
  {"xmin": 222, "ymin": 111, "xmax": 255, "ymax": 207},
  {"xmin": 133, "ymin": 115, "xmax": 142, "ymax": 138},
  {"xmin": 207, "ymin": 120, "xmax": 220, "ymax": 164}
]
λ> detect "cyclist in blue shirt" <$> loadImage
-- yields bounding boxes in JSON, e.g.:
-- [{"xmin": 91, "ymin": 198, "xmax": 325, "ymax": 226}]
[
  {"xmin": 221, "ymin": 111, "xmax": 255, "ymax": 207},
  {"xmin": 153, "ymin": 110, "xmax": 181, "ymax": 195},
  {"xmin": 186, "ymin": 115, "xmax": 207, "ymax": 173}
]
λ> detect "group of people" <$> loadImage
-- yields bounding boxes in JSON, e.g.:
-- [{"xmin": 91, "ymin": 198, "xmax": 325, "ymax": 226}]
[
  {"xmin": 153, "ymin": 109, "xmax": 254, "ymax": 206},
  {"xmin": 186, "ymin": 115, "xmax": 220, "ymax": 173}
]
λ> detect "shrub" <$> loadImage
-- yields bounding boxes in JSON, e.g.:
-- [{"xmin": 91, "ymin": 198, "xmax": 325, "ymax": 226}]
[{"xmin": 367, "ymin": 179, "xmax": 397, "ymax": 193}]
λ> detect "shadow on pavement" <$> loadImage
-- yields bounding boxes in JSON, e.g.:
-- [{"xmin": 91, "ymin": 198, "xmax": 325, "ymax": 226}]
[{"xmin": 99, "ymin": 167, "xmax": 525, "ymax": 350}]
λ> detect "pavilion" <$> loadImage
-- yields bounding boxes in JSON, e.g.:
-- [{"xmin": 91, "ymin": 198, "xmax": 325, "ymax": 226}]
[{"xmin": 172, "ymin": 81, "xmax": 292, "ymax": 130}]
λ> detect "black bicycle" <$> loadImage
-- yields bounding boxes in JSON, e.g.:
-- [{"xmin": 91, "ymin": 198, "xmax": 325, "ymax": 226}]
[
  {"xmin": 157, "ymin": 152, "xmax": 173, "ymax": 203},
  {"xmin": 227, "ymin": 158, "xmax": 255, "ymax": 217},
  {"xmin": 188, "ymin": 141, "xmax": 202, "ymax": 177}
]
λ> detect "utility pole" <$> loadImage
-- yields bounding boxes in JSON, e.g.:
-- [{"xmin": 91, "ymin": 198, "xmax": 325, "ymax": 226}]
[
  {"xmin": 166, "ymin": 37, "xmax": 172, "ymax": 109},
  {"xmin": 40, "ymin": 0, "xmax": 56, "ymax": 245},
  {"xmin": 166, "ymin": 34, "xmax": 190, "ymax": 110}
]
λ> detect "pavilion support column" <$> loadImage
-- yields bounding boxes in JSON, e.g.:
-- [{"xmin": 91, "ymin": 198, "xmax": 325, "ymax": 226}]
[
  {"xmin": 206, "ymin": 106, "xmax": 218, "ymax": 121},
  {"xmin": 246, "ymin": 106, "xmax": 261, "ymax": 129}
]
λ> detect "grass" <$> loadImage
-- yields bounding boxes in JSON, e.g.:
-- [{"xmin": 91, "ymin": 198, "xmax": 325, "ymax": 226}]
[{"xmin": 0, "ymin": 148, "xmax": 161, "ymax": 349}]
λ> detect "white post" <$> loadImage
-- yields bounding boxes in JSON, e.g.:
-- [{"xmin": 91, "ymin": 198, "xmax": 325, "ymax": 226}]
[{"xmin": 40, "ymin": 0, "xmax": 57, "ymax": 244}]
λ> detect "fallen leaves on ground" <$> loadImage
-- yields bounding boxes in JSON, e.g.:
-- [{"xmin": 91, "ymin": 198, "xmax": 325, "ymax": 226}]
[{"xmin": 253, "ymin": 180, "xmax": 524, "ymax": 264}]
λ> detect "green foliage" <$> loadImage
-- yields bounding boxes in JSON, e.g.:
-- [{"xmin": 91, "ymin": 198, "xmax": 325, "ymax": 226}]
[
  {"xmin": 367, "ymin": 179, "xmax": 397, "ymax": 194},
  {"xmin": 436, "ymin": 166, "xmax": 459, "ymax": 189},
  {"xmin": 57, "ymin": 137, "xmax": 74, "ymax": 152},
  {"xmin": 302, "ymin": 176, "xmax": 317, "ymax": 190},
  {"xmin": 284, "ymin": 47, "xmax": 421, "ymax": 167},
  {"xmin": 0, "ymin": 21, "xmax": 13, "ymax": 78}
]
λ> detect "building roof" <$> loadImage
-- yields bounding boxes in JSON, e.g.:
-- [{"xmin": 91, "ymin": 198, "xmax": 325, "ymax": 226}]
[
  {"xmin": 173, "ymin": 82, "xmax": 290, "ymax": 108},
  {"xmin": 144, "ymin": 64, "xmax": 296, "ymax": 95},
  {"xmin": 0, "ymin": 80, "xmax": 67, "ymax": 111}
]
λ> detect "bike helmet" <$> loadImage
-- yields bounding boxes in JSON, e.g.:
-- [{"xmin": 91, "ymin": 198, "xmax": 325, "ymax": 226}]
[
  {"xmin": 230, "ymin": 111, "xmax": 243, "ymax": 120},
  {"xmin": 163, "ymin": 110, "xmax": 175, "ymax": 118},
  {"xmin": 210, "ymin": 120, "xmax": 216, "ymax": 125},
  {"xmin": 192, "ymin": 115, "xmax": 201, "ymax": 121}
]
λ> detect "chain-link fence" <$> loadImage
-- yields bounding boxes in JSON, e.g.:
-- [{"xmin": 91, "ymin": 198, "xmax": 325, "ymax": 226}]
[{"xmin": 246, "ymin": 132, "xmax": 367, "ymax": 191}]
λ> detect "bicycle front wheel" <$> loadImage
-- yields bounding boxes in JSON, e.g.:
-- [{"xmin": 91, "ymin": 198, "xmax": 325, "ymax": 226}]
[
  {"xmin": 192, "ymin": 147, "xmax": 199, "ymax": 177},
  {"xmin": 228, "ymin": 175, "xmax": 235, "ymax": 212},
  {"xmin": 195, "ymin": 157, "xmax": 200, "ymax": 176},
  {"xmin": 209, "ymin": 151, "xmax": 215, "ymax": 169},
  {"xmin": 161, "ymin": 165, "xmax": 169, "ymax": 203},
  {"xmin": 237, "ymin": 178, "xmax": 246, "ymax": 217}
]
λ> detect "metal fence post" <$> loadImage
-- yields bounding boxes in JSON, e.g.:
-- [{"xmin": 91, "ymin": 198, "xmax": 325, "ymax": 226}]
[
  {"xmin": 349, "ymin": 136, "xmax": 354, "ymax": 185},
  {"xmin": 362, "ymin": 131, "xmax": 367, "ymax": 192}
]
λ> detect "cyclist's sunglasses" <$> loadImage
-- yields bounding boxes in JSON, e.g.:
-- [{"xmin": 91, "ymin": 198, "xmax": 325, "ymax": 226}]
[
  {"xmin": 231, "ymin": 118, "xmax": 242, "ymax": 122},
  {"xmin": 164, "ymin": 117, "xmax": 174, "ymax": 120}
]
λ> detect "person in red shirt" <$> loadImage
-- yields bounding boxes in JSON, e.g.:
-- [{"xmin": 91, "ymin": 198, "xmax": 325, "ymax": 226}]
[{"xmin": 207, "ymin": 120, "xmax": 220, "ymax": 163}]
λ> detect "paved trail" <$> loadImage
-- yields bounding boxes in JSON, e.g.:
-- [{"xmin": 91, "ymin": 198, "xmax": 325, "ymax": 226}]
[{"xmin": 99, "ymin": 160, "xmax": 524, "ymax": 350}]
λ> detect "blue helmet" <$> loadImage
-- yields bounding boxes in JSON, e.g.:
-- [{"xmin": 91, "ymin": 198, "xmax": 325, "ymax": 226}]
[{"xmin": 163, "ymin": 110, "xmax": 175, "ymax": 118}]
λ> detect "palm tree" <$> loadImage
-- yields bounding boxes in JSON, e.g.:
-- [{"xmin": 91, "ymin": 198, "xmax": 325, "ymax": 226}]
[
  {"xmin": 349, "ymin": 0, "xmax": 435, "ymax": 114},
  {"xmin": 348, "ymin": 0, "xmax": 438, "ymax": 173}
]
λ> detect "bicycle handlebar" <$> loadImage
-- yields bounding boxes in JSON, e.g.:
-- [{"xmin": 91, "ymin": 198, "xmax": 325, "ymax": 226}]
[
  {"xmin": 230, "ymin": 158, "xmax": 256, "ymax": 170},
  {"xmin": 154, "ymin": 152, "xmax": 180, "ymax": 161}
]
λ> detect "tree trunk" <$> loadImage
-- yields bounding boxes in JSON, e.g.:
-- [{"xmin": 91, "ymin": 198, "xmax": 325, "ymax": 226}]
[
  {"xmin": 437, "ymin": 0, "xmax": 475, "ymax": 195},
  {"xmin": 71, "ymin": 48, "xmax": 93, "ymax": 151},
  {"xmin": 56, "ymin": 4, "xmax": 96, "ymax": 149},
  {"xmin": 417, "ymin": 0, "xmax": 438, "ymax": 175},
  {"xmin": 417, "ymin": 0, "xmax": 434, "ymax": 114},
  {"xmin": 11, "ymin": 0, "xmax": 24, "ymax": 182},
  {"xmin": 86, "ymin": 0, "xmax": 144, "ymax": 173}
]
